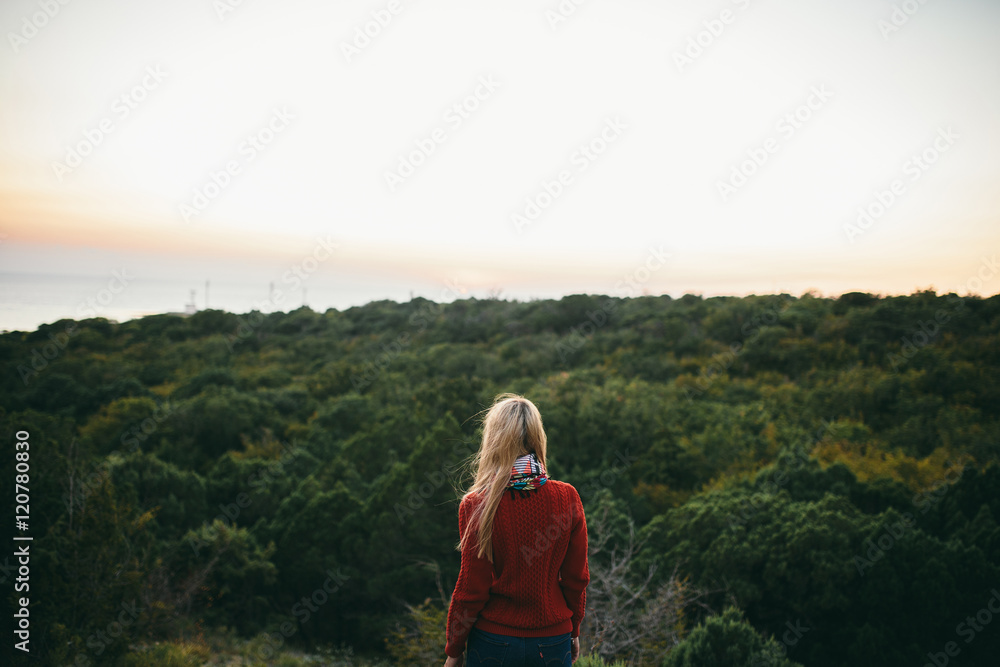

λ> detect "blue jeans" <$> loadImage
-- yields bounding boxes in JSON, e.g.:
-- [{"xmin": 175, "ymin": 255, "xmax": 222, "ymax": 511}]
[{"xmin": 466, "ymin": 627, "xmax": 573, "ymax": 667}]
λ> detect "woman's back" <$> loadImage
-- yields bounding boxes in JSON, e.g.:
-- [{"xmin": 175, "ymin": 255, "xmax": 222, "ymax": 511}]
[{"xmin": 454, "ymin": 478, "xmax": 588, "ymax": 640}]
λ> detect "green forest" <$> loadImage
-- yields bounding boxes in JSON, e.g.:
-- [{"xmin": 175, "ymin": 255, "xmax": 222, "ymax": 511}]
[{"xmin": 3, "ymin": 290, "xmax": 1000, "ymax": 666}]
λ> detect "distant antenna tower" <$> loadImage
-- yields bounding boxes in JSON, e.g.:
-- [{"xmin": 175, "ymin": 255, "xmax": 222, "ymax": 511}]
[
  {"xmin": 205, "ymin": 280, "xmax": 210, "ymax": 309},
  {"xmin": 185, "ymin": 289, "xmax": 197, "ymax": 315}
]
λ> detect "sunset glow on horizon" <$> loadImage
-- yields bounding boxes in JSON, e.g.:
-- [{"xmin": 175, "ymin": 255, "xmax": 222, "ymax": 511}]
[{"xmin": 2, "ymin": 0, "xmax": 999, "ymax": 331}]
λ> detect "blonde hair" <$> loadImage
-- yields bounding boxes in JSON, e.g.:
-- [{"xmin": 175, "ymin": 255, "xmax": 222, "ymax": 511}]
[{"xmin": 459, "ymin": 393, "xmax": 548, "ymax": 562}]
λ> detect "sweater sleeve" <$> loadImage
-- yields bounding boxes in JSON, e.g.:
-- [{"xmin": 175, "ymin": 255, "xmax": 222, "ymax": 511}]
[
  {"xmin": 558, "ymin": 486, "xmax": 589, "ymax": 638},
  {"xmin": 444, "ymin": 495, "xmax": 494, "ymax": 658}
]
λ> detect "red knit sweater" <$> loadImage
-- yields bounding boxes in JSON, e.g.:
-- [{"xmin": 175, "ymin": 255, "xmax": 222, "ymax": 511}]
[{"xmin": 445, "ymin": 479, "xmax": 589, "ymax": 659}]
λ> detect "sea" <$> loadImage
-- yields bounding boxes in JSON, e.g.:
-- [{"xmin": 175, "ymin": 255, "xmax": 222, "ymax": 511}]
[{"xmin": 0, "ymin": 270, "xmax": 455, "ymax": 334}]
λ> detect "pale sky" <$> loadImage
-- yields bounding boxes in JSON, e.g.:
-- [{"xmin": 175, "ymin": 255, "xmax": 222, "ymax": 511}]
[{"xmin": 1, "ymin": 0, "xmax": 999, "ymax": 328}]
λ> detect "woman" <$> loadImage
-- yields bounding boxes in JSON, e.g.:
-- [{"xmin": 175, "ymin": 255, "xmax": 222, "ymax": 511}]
[{"xmin": 443, "ymin": 393, "xmax": 589, "ymax": 667}]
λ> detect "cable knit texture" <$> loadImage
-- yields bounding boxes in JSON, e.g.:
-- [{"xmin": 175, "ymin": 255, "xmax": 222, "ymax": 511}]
[{"xmin": 444, "ymin": 478, "xmax": 589, "ymax": 658}]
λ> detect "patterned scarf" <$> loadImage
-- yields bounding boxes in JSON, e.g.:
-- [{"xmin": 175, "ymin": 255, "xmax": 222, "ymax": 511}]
[{"xmin": 506, "ymin": 451, "xmax": 547, "ymax": 500}]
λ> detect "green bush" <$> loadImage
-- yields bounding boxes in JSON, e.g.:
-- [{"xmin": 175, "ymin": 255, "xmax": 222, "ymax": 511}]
[
  {"xmin": 576, "ymin": 655, "xmax": 629, "ymax": 667},
  {"xmin": 119, "ymin": 641, "xmax": 210, "ymax": 666},
  {"xmin": 663, "ymin": 608, "xmax": 802, "ymax": 667}
]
